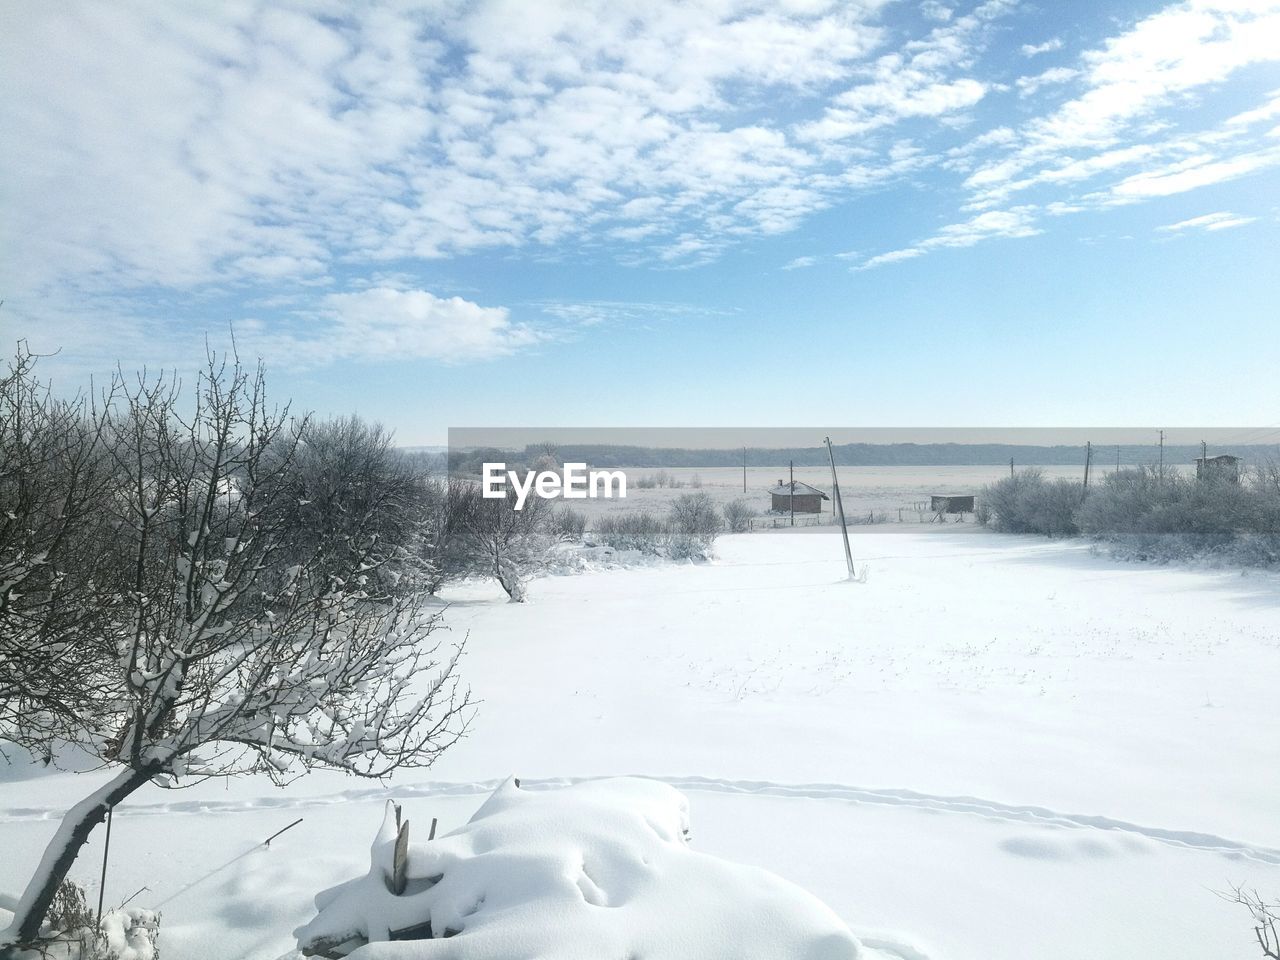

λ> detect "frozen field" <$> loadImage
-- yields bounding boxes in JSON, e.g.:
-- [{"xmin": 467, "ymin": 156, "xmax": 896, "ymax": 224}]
[{"xmin": 3, "ymin": 529, "xmax": 1278, "ymax": 959}]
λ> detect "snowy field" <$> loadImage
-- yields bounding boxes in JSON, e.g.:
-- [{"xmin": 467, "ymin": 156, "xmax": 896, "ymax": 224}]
[{"xmin": 3, "ymin": 529, "xmax": 1278, "ymax": 959}]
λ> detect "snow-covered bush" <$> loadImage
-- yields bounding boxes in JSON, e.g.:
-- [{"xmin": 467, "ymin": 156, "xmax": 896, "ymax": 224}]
[
  {"xmin": 980, "ymin": 469, "xmax": 1081, "ymax": 537},
  {"xmin": 592, "ymin": 511, "xmax": 665, "ymax": 550},
  {"xmin": 982, "ymin": 463, "xmax": 1280, "ymax": 565},
  {"xmin": 95, "ymin": 908, "xmax": 159, "ymax": 960},
  {"xmin": 1077, "ymin": 466, "xmax": 1280, "ymax": 564},
  {"xmin": 548, "ymin": 507, "xmax": 587, "ymax": 541},
  {"xmin": 668, "ymin": 492, "xmax": 721, "ymax": 542},
  {"xmin": 722, "ymin": 498, "xmax": 757, "ymax": 533},
  {"xmin": 296, "ymin": 777, "xmax": 862, "ymax": 960},
  {"xmin": 2, "ymin": 880, "xmax": 159, "ymax": 960},
  {"xmin": 591, "ymin": 510, "xmax": 717, "ymax": 561}
]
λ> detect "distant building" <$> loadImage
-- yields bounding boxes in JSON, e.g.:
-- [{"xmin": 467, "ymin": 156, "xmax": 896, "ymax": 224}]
[
  {"xmin": 930, "ymin": 494, "xmax": 975, "ymax": 514},
  {"xmin": 768, "ymin": 480, "xmax": 830, "ymax": 514},
  {"xmin": 1195, "ymin": 454, "xmax": 1242, "ymax": 483}
]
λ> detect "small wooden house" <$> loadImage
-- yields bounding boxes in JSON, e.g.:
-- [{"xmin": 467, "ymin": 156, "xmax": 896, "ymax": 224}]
[
  {"xmin": 768, "ymin": 480, "xmax": 830, "ymax": 514},
  {"xmin": 930, "ymin": 494, "xmax": 975, "ymax": 514},
  {"xmin": 1195, "ymin": 454, "xmax": 1242, "ymax": 483}
]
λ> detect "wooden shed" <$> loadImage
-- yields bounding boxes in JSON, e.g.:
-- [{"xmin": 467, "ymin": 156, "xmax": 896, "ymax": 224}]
[
  {"xmin": 769, "ymin": 480, "xmax": 830, "ymax": 514},
  {"xmin": 930, "ymin": 494, "xmax": 975, "ymax": 514},
  {"xmin": 1195, "ymin": 454, "xmax": 1242, "ymax": 483}
]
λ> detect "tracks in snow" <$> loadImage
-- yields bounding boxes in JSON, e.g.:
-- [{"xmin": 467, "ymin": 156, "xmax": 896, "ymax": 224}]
[{"xmin": 3, "ymin": 774, "xmax": 1278, "ymax": 866}]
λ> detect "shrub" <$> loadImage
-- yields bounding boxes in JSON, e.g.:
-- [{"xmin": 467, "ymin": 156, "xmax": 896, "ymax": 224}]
[
  {"xmin": 722, "ymin": 498, "xmax": 756, "ymax": 533},
  {"xmin": 974, "ymin": 499, "xmax": 992, "ymax": 526},
  {"xmin": 982, "ymin": 461, "xmax": 1280, "ymax": 566},
  {"xmin": 668, "ymin": 492, "xmax": 721, "ymax": 542},
  {"xmin": 591, "ymin": 506, "xmax": 718, "ymax": 560},
  {"xmin": 980, "ymin": 470, "xmax": 1082, "ymax": 537},
  {"xmin": 549, "ymin": 507, "xmax": 588, "ymax": 541},
  {"xmin": 1077, "ymin": 465, "xmax": 1279, "ymax": 563},
  {"xmin": 592, "ymin": 511, "xmax": 666, "ymax": 551}
]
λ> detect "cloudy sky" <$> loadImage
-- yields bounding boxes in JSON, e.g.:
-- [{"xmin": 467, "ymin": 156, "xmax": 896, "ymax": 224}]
[{"xmin": 1, "ymin": 0, "xmax": 1277, "ymax": 442}]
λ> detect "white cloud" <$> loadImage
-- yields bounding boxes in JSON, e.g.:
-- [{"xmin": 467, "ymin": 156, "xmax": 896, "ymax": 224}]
[
  {"xmin": 248, "ymin": 288, "xmax": 542, "ymax": 367},
  {"xmin": 533, "ymin": 300, "xmax": 727, "ymax": 329},
  {"xmin": 798, "ymin": 1, "xmax": 1016, "ymax": 143},
  {"xmin": 3, "ymin": 0, "xmax": 1277, "ymax": 332},
  {"xmin": 967, "ymin": 0, "xmax": 1280, "ymax": 199},
  {"xmin": 1015, "ymin": 66, "xmax": 1079, "ymax": 97},
  {"xmin": 1020, "ymin": 38, "xmax": 1063, "ymax": 57},
  {"xmin": 860, "ymin": 206, "xmax": 1040, "ymax": 267},
  {"xmin": 1106, "ymin": 146, "xmax": 1280, "ymax": 200},
  {"xmin": 783, "ymin": 255, "xmax": 819, "ymax": 269},
  {"xmin": 930, "ymin": 0, "xmax": 1280, "ymax": 250},
  {"xmin": 920, "ymin": 2, "xmax": 954, "ymax": 23},
  {"xmin": 859, "ymin": 247, "xmax": 925, "ymax": 268},
  {"xmin": 1157, "ymin": 211, "xmax": 1258, "ymax": 231}
]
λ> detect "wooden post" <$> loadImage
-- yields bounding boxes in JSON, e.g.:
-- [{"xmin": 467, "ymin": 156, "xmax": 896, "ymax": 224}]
[
  {"xmin": 1159, "ymin": 429, "xmax": 1164, "ymax": 478},
  {"xmin": 96, "ymin": 804, "xmax": 114, "ymax": 930},
  {"xmin": 789, "ymin": 460, "xmax": 794, "ymax": 527},
  {"xmin": 825, "ymin": 437, "xmax": 856, "ymax": 579},
  {"xmin": 391, "ymin": 819, "xmax": 410, "ymax": 895},
  {"xmin": 1083, "ymin": 441, "xmax": 1092, "ymax": 490},
  {"xmin": 743, "ymin": 446, "xmax": 747, "ymax": 493},
  {"xmin": 1009, "ymin": 457, "xmax": 1014, "ymax": 478}
]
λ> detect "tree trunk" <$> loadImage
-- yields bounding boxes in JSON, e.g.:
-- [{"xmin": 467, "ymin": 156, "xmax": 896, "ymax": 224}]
[
  {"xmin": 2, "ymin": 764, "xmax": 156, "ymax": 947},
  {"xmin": 493, "ymin": 556, "xmax": 525, "ymax": 602}
]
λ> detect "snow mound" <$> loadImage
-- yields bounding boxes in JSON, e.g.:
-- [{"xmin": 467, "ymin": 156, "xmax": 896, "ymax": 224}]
[{"xmin": 295, "ymin": 776, "xmax": 862, "ymax": 959}]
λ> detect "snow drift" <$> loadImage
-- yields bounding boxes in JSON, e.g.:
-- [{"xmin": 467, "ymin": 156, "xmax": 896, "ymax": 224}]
[{"xmin": 295, "ymin": 776, "xmax": 862, "ymax": 959}]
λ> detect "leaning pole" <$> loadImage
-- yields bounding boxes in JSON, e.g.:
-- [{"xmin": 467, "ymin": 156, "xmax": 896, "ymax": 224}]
[{"xmin": 824, "ymin": 436, "xmax": 856, "ymax": 580}]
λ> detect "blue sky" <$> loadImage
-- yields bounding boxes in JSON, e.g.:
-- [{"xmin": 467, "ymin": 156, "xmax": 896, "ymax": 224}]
[{"xmin": 1, "ymin": 0, "xmax": 1278, "ymax": 443}]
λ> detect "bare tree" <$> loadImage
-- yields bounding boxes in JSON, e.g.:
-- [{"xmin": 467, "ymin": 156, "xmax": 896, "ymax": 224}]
[
  {"xmin": 463, "ymin": 489, "xmax": 552, "ymax": 602},
  {"xmin": 419, "ymin": 476, "xmax": 483, "ymax": 595},
  {"xmin": 1, "ymin": 354, "xmax": 470, "ymax": 949},
  {"xmin": 0, "ymin": 347, "xmax": 118, "ymax": 756},
  {"xmin": 275, "ymin": 415, "xmax": 432, "ymax": 598}
]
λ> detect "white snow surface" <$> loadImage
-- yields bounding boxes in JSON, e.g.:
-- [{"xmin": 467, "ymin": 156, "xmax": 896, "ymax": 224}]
[
  {"xmin": 296, "ymin": 777, "xmax": 861, "ymax": 959},
  {"xmin": 2, "ymin": 529, "xmax": 1279, "ymax": 960}
]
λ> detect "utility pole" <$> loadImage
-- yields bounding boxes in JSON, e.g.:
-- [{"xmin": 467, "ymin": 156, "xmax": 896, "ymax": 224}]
[
  {"xmin": 1159, "ymin": 429, "xmax": 1165, "ymax": 478},
  {"xmin": 1201, "ymin": 439, "xmax": 1207, "ymax": 480},
  {"xmin": 742, "ymin": 446, "xmax": 747, "ymax": 493},
  {"xmin": 1010, "ymin": 457, "xmax": 1014, "ymax": 478},
  {"xmin": 1083, "ymin": 441, "xmax": 1092, "ymax": 491},
  {"xmin": 825, "ymin": 437, "xmax": 856, "ymax": 579},
  {"xmin": 789, "ymin": 459, "xmax": 794, "ymax": 527},
  {"xmin": 1116, "ymin": 445, "xmax": 1121, "ymax": 472}
]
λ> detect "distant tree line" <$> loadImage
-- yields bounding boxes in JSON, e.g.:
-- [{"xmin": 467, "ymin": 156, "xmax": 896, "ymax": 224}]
[
  {"xmin": 978, "ymin": 465, "xmax": 1280, "ymax": 565},
  {"xmin": 447, "ymin": 441, "xmax": 1280, "ymax": 470}
]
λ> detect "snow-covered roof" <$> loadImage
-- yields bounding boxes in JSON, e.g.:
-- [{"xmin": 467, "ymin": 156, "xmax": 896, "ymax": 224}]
[
  {"xmin": 767, "ymin": 480, "xmax": 830, "ymax": 499},
  {"xmin": 296, "ymin": 777, "xmax": 861, "ymax": 959}
]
